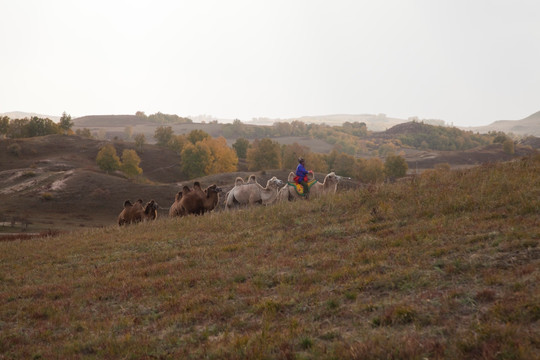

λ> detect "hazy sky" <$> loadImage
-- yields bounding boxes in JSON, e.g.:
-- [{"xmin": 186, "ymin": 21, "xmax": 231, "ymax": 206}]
[{"xmin": 1, "ymin": 0, "xmax": 538, "ymax": 126}]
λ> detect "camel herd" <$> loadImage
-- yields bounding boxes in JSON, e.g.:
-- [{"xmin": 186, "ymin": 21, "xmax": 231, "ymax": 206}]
[{"xmin": 117, "ymin": 172, "xmax": 342, "ymax": 226}]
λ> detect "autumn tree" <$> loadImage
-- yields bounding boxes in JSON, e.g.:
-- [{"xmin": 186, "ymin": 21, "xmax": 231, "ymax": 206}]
[
  {"xmin": 181, "ymin": 142, "xmax": 211, "ymax": 179},
  {"xmin": 332, "ymin": 152, "xmax": 356, "ymax": 177},
  {"xmin": 232, "ymin": 137, "xmax": 250, "ymax": 159},
  {"xmin": 120, "ymin": 149, "xmax": 143, "ymax": 177},
  {"xmin": 167, "ymin": 134, "xmax": 188, "ymax": 155},
  {"xmin": 355, "ymin": 158, "xmax": 384, "ymax": 183},
  {"xmin": 384, "ymin": 154, "xmax": 408, "ymax": 179},
  {"xmin": 187, "ymin": 129, "xmax": 210, "ymax": 145},
  {"xmin": 246, "ymin": 138, "xmax": 281, "ymax": 171},
  {"xmin": 503, "ymin": 139, "xmax": 515, "ymax": 154},
  {"xmin": 305, "ymin": 153, "xmax": 329, "ymax": 173},
  {"xmin": 59, "ymin": 112, "xmax": 73, "ymax": 134},
  {"xmin": 96, "ymin": 144, "xmax": 121, "ymax": 173},
  {"xmin": 201, "ymin": 137, "xmax": 238, "ymax": 174},
  {"xmin": 281, "ymin": 143, "xmax": 311, "ymax": 170},
  {"xmin": 134, "ymin": 133, "xmax": 146, "ymax": 152},
  {"xmin": 124, "ymin": 126, "xmax": 133, "ymax": 140},
  {"xmin": 154, "ymin": 126, "xmax": 174, "ymax": 147}
]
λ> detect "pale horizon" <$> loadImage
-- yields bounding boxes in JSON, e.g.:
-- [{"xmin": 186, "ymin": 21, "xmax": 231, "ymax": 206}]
[{"xmin": 1, "ymin": 0, "xmax": 538, "ymax": 127}]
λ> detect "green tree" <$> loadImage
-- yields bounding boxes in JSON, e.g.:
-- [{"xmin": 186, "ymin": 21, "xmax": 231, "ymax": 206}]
[
  {"xmin": 187, "ymin": 129, "xmax": 210, "ymax": 145},
  {"xmin": 134, "ymin": 133, "xmax": 146, "ymax": 153},
  {"xmin": 75, "ymin": 128, "xmax": 93, "ymax": 138},
  {"xmin": 120, "ymin": 149, "xmax": 143, "ymax": 177},
  {"xmin": 384, "ymin": 154, "xmax": 408, "ymax": 179},
  {"xmin": 232, "ymin": 137, "xmax": 250, "ymax": 159},
  {"xmin": 96, "ymin": 144, "xmax": 121, "ymax": 173},
  {"xmin": 246, "ymin": 138, "xmax": 281, "ymax": 171},
  {"xmin": 154, "ymin": 126, "xmax": 174, "ymax": 147},
  {"xmin": 0, "ymin": 116, "xmax": 9, "ymax": 137},
  {"xmin": 181, "ymin": 142, "xmax": 211, "ymax": 179},
  {"xmin": 26, "ymin": 117, "xmax": 61, "ymax": 137},
  {"xmin": 7, "ymin": 118, "xmax": 30, "ymax": 138},
  {"xmin": 59, "ymin": 112, "xmax": 73, "ymax": 134}
]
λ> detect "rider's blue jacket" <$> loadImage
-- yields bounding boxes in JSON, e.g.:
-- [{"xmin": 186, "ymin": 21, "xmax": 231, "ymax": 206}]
[{"xmin": 296, "ymin": 163, "xmax": 309, "ymax": 181}]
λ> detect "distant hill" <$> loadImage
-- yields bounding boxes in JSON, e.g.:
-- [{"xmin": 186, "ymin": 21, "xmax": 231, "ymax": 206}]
[
  {"xmin": 247, "ymin": 114, "xmax": 410, "ymax": 131},
  {"xmin": 73, "ymin": 114, "xmax": 149, "ymax": 127},
  {"xmin": 463, "ymin": 110, "xmax": 540, "ymax": 136},
  {"xmin": 0, "ymin": 111, "xmax": 60, "ymax": 122}
]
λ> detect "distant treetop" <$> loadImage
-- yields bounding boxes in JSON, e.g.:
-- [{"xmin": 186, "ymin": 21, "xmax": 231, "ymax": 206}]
[{"xmin": 144, "ymin": 112, "xmax": 192, "ymax": 124}]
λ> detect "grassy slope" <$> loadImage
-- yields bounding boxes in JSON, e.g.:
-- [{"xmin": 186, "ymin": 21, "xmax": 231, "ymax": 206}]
[{"xmin": 1, "ymin": 157, "xmax": 539, "ymax": 359}]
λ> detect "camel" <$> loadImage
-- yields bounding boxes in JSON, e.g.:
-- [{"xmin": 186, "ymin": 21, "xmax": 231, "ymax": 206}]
[
  {"xmin": 170, "ymin": 182, "xmax": 222, "ymax": 217},
  {"xmin": 224, "ymin": 175, "xmax": 258, "ymax": 204},
  {"xmin": 168, "ymin": 185, "xmax": 191, "ymax": 217},
  {"xmin": 225, "ymin": 176, "xmax": 284, "ymax": 210},
  {"xmin": 118, "ymin": 199, "xmax": 159, "ymax": 226},
  {"xmin": 278, "ymin": 172, "xmax": 341, "ymax": 201}
]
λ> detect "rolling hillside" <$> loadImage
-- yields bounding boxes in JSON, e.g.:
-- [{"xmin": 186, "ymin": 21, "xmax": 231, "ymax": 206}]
[
  {"xmin": 465, "ymin": 110, "xmax": 540, "ymax": 136},
  {"xmin": 0, "ymin": 133, "xmax": 536, "ymax": 233},
  {"xmin": 1, "ymin": 156, "xmax": 539, "ymax": 359}
]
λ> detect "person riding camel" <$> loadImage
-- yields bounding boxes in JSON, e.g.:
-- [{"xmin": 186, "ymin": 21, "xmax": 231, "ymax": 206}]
[{"xmin": 295, "ymin": 157, "xmax": 313, "ymax": 197}]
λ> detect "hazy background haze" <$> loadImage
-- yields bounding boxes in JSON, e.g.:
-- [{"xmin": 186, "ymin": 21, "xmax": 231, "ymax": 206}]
[{"xmin": 1, "ymin": 0, "xmax": 538, "ymax": 126}]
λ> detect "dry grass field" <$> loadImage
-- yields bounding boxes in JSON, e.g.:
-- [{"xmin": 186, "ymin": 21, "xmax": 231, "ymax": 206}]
[{"xmin": 1, "ymin": 155, "xmax": 539, "ymax": 359}]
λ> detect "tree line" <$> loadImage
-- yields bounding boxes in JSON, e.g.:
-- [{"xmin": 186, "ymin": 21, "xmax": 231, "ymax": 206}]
[
  {"xmin": 152, "ymin": 126, "xmax": 408, "ymax": 182},
  {"xmin": 219, "ymin": 119, "xmax": 501, "ymax": 157},
  {"xmin": 0, "ymin": 113, "xmax": 73, "ymax": 138}
]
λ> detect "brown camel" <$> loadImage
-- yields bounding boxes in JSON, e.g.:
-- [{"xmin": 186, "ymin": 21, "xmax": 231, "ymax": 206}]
[
  {"xmin": 118, "ymin": 199, "xmax": 159, "ymax": 226},
  {"xmin": 168, "ymin": 185, "xmax": 191, "ymax": 217},
  {"xmin": 170, "ymin": 182, "xmax": 222, "ymax": 217}
]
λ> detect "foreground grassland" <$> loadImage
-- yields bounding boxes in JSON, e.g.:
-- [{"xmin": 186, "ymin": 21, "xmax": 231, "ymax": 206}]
[{"xmin": 1, "ymin": 157, "xmax": 539, "ymax": 359}]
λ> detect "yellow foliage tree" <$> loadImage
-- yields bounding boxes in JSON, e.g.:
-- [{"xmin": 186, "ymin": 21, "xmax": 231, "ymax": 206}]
[
  {"xmin": 96, "ymin": 144, "xmax": 121, "ymax": 173},
  {"xmin": 246, "ymin": 138, "xmax": 281, "ymax": 171},
  {"xmin": 121, "ymin": 149, "xmax": 143, "ymax": 177},
  {"xmin": 201, "ymin": 137, "xmax": 238, "ymax": 175},
  {"xmin": 282, "ymin": 143, "xmax": 311, "ymax": 170},
  {"xmin": 355, "ymin": 158, "xmax": 384, "ymax": 183}
]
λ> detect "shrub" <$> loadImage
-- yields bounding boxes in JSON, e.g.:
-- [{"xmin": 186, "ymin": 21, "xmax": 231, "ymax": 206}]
[
  {"xmin": 8, "ymin": 143, "xmax": 21, "ymax": 156},
  {"xmin": 40, "ymin": 192, "xmax": 53, "ymax": 201}
]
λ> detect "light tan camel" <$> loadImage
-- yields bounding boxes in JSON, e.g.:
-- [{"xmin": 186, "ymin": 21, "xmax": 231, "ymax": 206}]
[
  {"xmin": 118, "ymin": 199, "xmax": 159, "ymax": 226},
  {"xmin": 225, "ymin": 176, "xmax": 284, "ymax": 210},
  {"xmin": 278, "ymin": 172, "xmax": 341, "ymax": 201}
]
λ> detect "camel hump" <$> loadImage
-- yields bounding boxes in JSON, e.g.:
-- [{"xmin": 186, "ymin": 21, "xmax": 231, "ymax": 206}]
[
  {"xmin": 193, "ymin": 181, "xmax": 202, "ymax": 190},
  {"xmin": 235, "ymin": 177, "xmax": 244, "ymax": 186},
  {"xmin": 182, "ymin": 185, "xmax": 191, "ymax": 193},
  {"xmin": 123, "ymin": 200, "xmax": 133, "ymax": 208},
  {"xmin": 175, "ymin": 191, "xmax": 183, "ymax": 202},
  {"xmin": 247, "ymin": 174, "xmax": 257, "ymax": 183},
  {"xmin": 136, "ymin": 199, "xmax": 143, "ymax": 204}
]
